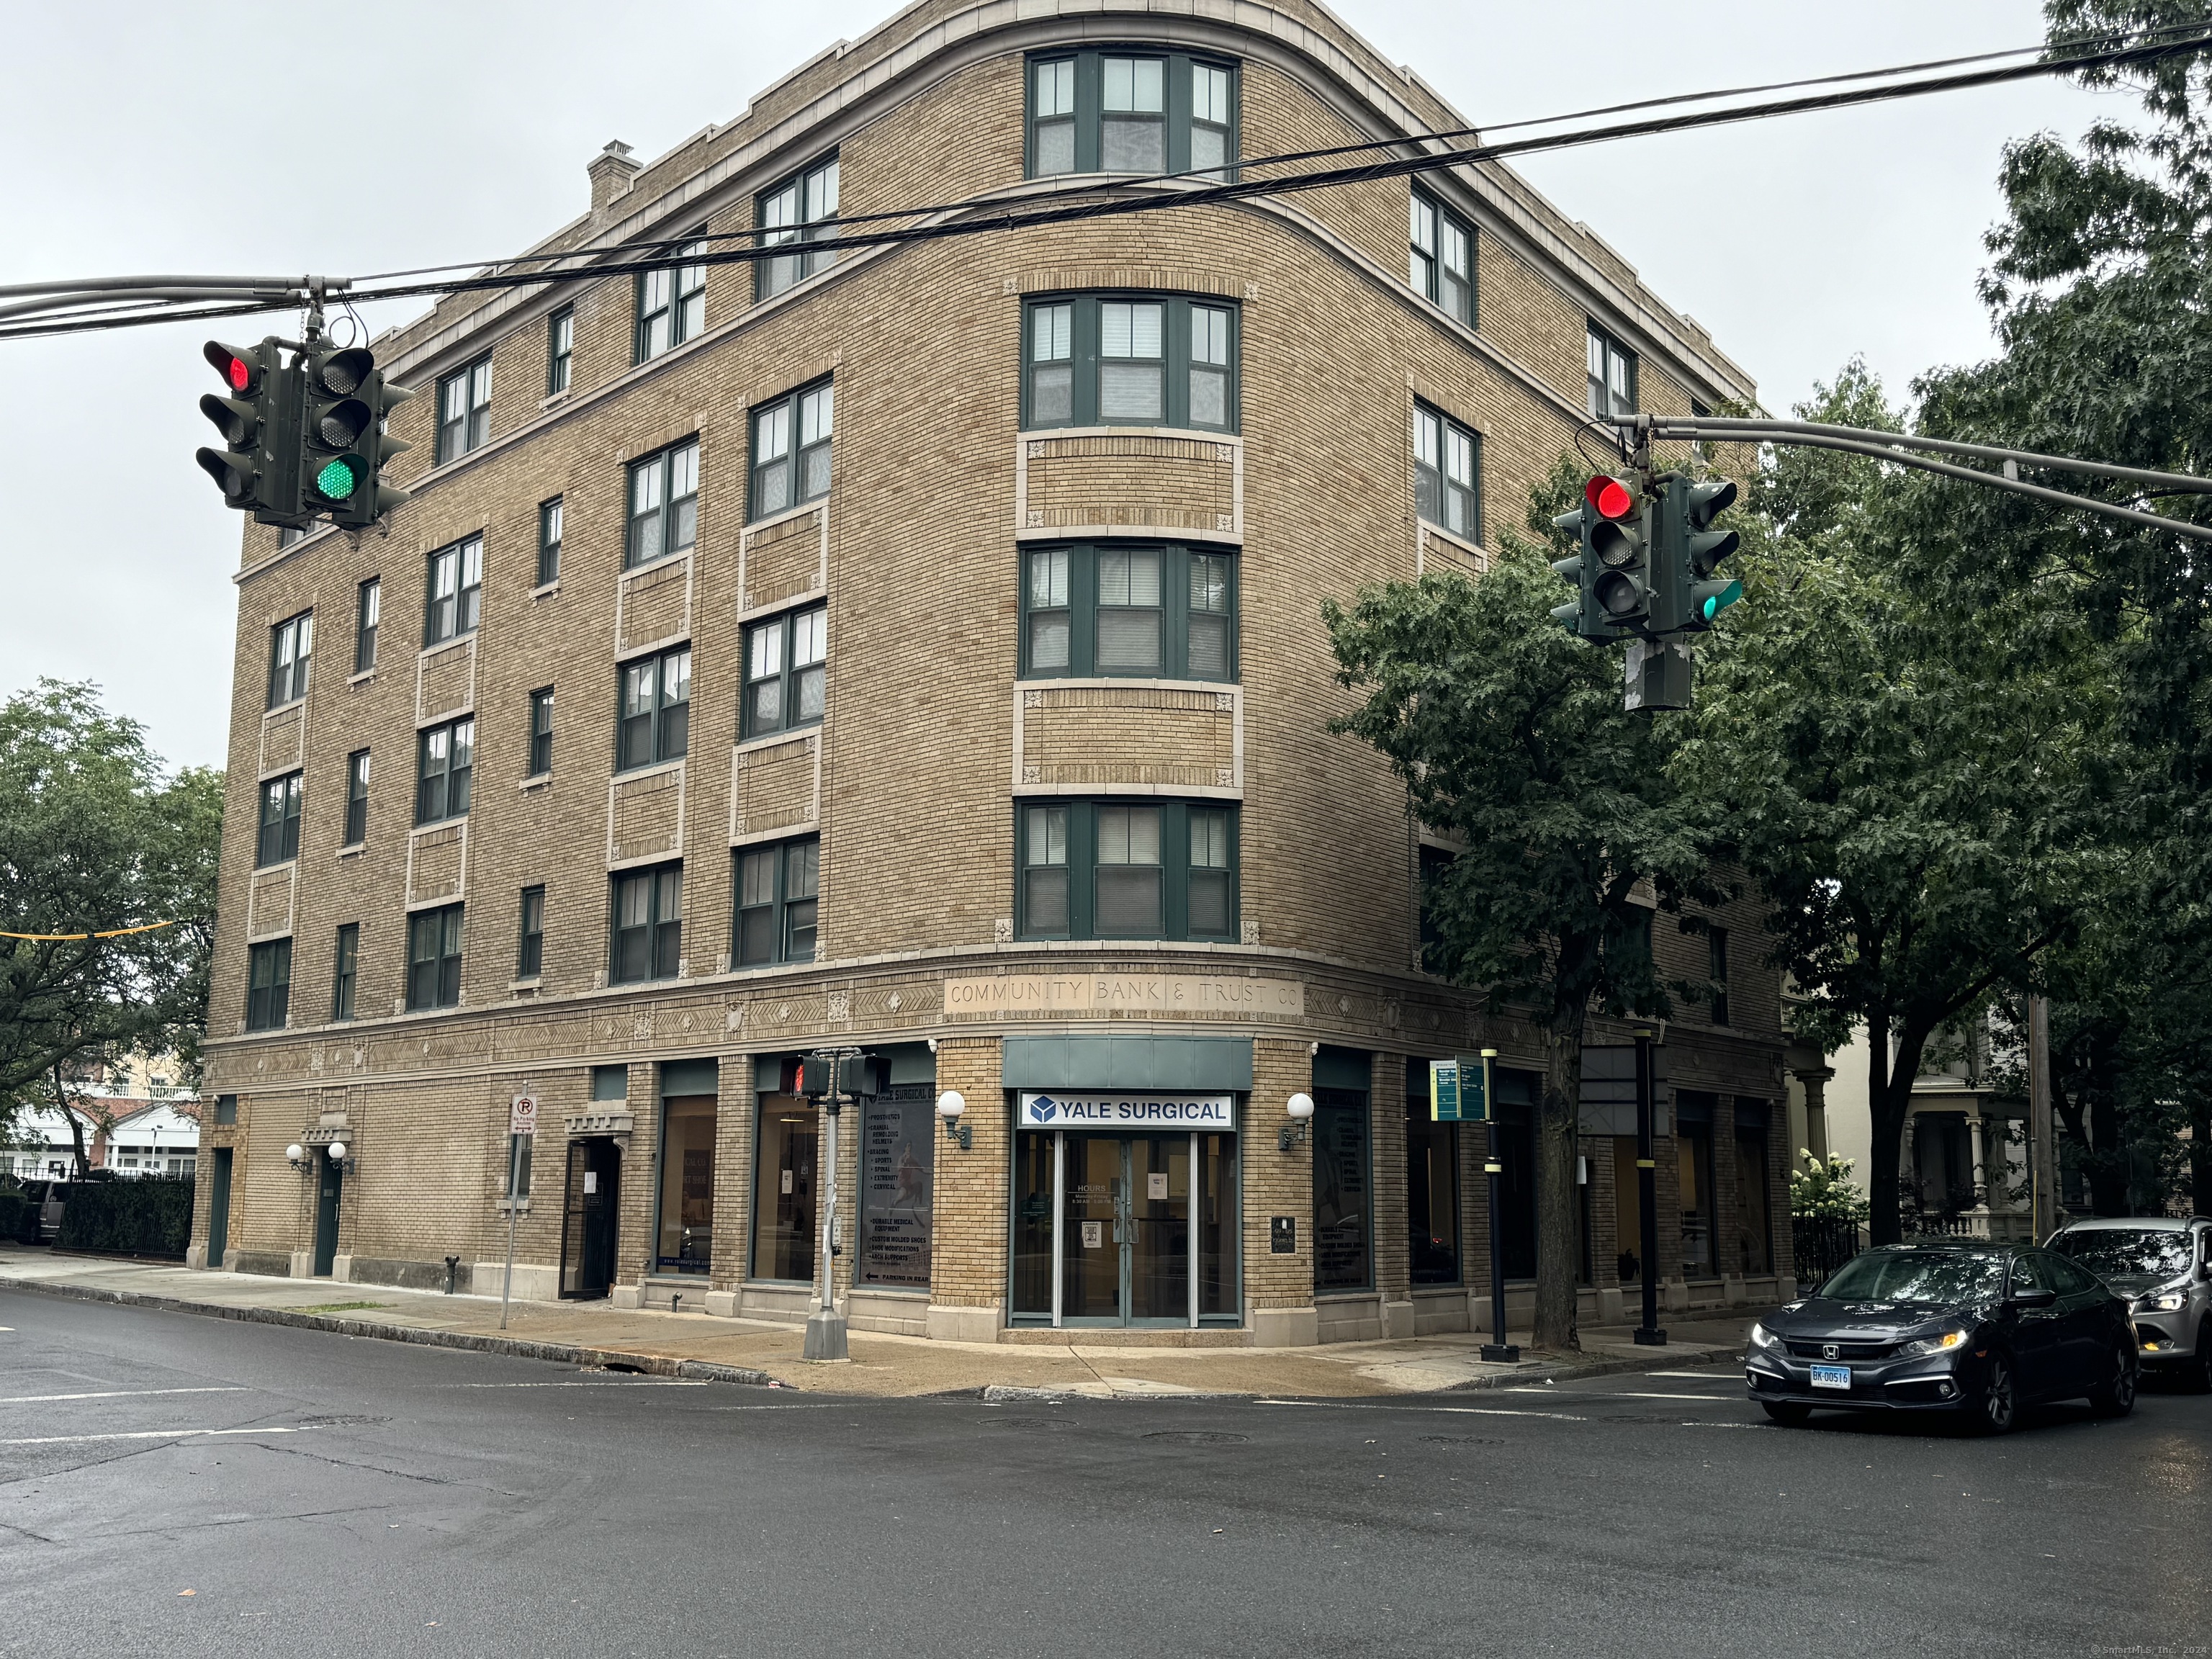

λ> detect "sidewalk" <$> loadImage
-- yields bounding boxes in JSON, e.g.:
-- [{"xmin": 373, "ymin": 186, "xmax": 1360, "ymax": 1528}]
[{"xmin": 0, "ymin": 1246, "xmax": 1760, "ymax": 1399}]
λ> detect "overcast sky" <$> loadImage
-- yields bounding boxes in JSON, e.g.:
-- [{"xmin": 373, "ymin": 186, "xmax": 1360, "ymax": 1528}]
[{"xmin": 0, "ymin": 1, "xmax": 2113, "ymax": 773}]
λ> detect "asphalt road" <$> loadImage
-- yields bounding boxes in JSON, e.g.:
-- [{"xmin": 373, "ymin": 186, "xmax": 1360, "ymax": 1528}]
[{"xmin": 2, "ymin": 1290, "xmax": 2206, "ymax": 1659}]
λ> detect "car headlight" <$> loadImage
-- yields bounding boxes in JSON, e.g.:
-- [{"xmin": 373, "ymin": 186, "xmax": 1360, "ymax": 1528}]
[
  {"xmin": 1896, "ymin": 1328, "xmax": 1969, "ymax": 1359},
  {"xmin": 2137, "ymin": 1292, "xmax": 2186, "ymax": 1313},
  {"xmin": 1749, "ymin": 1322, "xmax": 1784, "ymax": 1352}
]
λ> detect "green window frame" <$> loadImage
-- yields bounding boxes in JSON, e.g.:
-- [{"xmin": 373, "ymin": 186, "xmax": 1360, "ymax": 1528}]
[
  {"xmin": 342, "ymin": 749, "xmax": 369, "ymax": 847},
  {"xmin": 616, "ymin": 646, "xmax": 691, "ymax": 773},
  {"xmin": 610, "ymin": 863, "xmax": 682, "ymax": 984},
  {"xmin": 1024, "ymin": 50, "xmax": 1239, "ymax": 179},
  {"xmin": 749, "ymin": 380, "xmax": 832, "ymax": 521},
  {"xmin": 1413, "ymin": 403, "xmax": 1483, "ymax": 544},
  {"xmin": 415, "ymin": 716, "xmax": 474, "ymax": 825},
  {"xmin": 331, "ymin": 922, "xmax": 359, "ymax": 1022},
  {"xmin": 1588, "ymin": 323, "xmax": 1637, "ymax": 420},
  {"xmin": 354, "ymin": 577, "xmax": 379, "ymax": 674},
  {"xmin": 1019, "ymin": 541, "xmax": 1236, "ymax": 681},
  {"xmin": 547, "ymin": 305, "xmax": 573, "ymax": 395},
  {"xmin": 518, "ymin": 885, "xmax": 545, "ymax": 980},
  {"xmin": 246, "ymin": 938, "xmax": 292, "ymax": 1032},
  {"xmin": 625, "ymin": 439, "xmax": 699, "ymax": 569},
  {"xmin": 1016, "ymin": 799, "xmax": 1237, "ymax": 941},
  {"xmin": 423, "ymin": 534, "xmax": 482, "ymax": 646},
  {"xmin": 635, "ymin": 229, "xmax": 706, "ymax": 364},
  {"xmin": 405, "ymin": 902, "xmax": 464, "ymax": 1011},
  {"xmin": 734, "ymin": 837, "xmax": 819, "ymax": 967},
  {"xmin": 756, "ymin": 155, "xmax": 839, "ymax": 300},
  {"xmin": 537, "ymin": 496, "xmax": 562, "ymax": 587},
  {"xmin": 1022, "ymin": 294, "xmax": 1237, "ymax": 432},
  {"xmin": 436, "ymin": 355, "xmax": 490, "ymax": 464},
  {"xmin": 742, "ymin": 605, "xmax": 826, "ymax": 738},
  {"xmin": 266, "ymin": 611, "xmax": 312, "ymax": 709},
  {"xmin": 527, "ymin": 686, "xmax": 554, "ymax": 777},
  {"xmin": 255, "ymin": 770, "xmax": 302, "ymax": 868},
  {"xmin": 1409, "ymin": 186, "xmax": 1475, "ymax": 326}
]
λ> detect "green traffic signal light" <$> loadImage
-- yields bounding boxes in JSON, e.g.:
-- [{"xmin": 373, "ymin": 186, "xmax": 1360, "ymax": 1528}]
[{"xmin": 315, "ymin": 455, "xmax": 363, "ymax": 500}]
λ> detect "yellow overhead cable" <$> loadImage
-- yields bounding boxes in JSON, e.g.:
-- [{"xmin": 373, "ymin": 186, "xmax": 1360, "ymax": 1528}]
[{"xmin": 0, "ymin": 920, "xmax": 180, "ymax": 941}]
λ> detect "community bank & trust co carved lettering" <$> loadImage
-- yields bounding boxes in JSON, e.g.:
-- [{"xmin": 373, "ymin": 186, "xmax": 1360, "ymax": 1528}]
[{"xmin": 941, "ymin": 973, "xmax": 1305, "ymax": 1018}]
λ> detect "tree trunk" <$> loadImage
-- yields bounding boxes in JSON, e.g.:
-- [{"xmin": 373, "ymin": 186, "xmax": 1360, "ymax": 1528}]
[
  {"xmin": 1865, "ymin": 1015, "xmax": 1930, "ymax": 1246},
  {"xmin": 56, "ymin": 1063, "xmax": 90, "ymax": 1179},
  {"xmin": 2087, "ymin": 1089, "xmax": 2128, "ymax": 1216},
  {"xmin": 1534, "ymin": 1007, "xmax": 1585, "ymax": 1352}
]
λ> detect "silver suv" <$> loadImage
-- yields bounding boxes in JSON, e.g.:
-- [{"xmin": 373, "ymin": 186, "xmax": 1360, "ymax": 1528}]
[{"xmin": 2049, "ymin": 1216, "xmax": 2212, "ymax": 1392}]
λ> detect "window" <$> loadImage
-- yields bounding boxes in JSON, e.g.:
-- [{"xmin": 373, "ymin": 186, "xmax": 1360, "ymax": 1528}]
[
  {"xmin": 742, "ymin": 606, "xmax": 827, "ymax": 738},
  {"xmin": 1313, "ymin": 1086, "xmax": 1372, "ymax": 1292},
  {"xmin": 527, "ymin": 687, "xmax": 554, "ymax": 777},
  {"xmin": 1677, "ymin": 1094, "xmax": 1717, "ymax": 1277},
  {"xmin": 517, "ymin": 884, "xmax": 545, "ymax": 979},
  {"xmin": 256, "ymin": 771, "xmax": 302, "ymax": 868},
  {"xmin": 1709, "ymin": 926, "xmax": 1731, "ymax": 1025},
  {"xmin": 855, "ymin": 1084, "xmax": 934, "ymax": 1289},
  {"xmin": 246, "ymin": 938, "xmax": 292, "ymax": 1032},
  {"xmin": 1409, "ymin": 188, "xmax": 1475, "ymax": 325},
  {"xmin": 616, "ymin": 647, "xmax": 691, "ymax": 771},
  {"xmin": 537, "ymin": 497, "xmax": 562, "ymax": 587},
  {"xmin": 331, "ymin": 923, "xmax": 359, "ymax": 1021},
  {"xmin": 636, "ymin": 230, "xmax": 707, "ymax": 362},
  {"xmin": 749, "ymin": 382, "xmax": 832, "ymax": 520},
  {"xmin": 415, "ymin": 716, "xmax": 475, "ymax": 824},
  {"xmin": 611, "ymin": 863, "xmax": 683, "ymax": 984},
  {"xmin": 1413, "ymin": 403, "xmax": 1483, "ymax": 544},
  {"xmin": 1735, "ymin": 1102, "xmax": 1771, "ymax": 1275},
  {"xmin": 752, "ymin": 1076, "xmax": 817, "ymax": 1281},
  {"xmin": 343, "ymin": 749, "xmax": 369, "ymax": 846},
  {"xmin": 436, "ymin": 355, "xmax": 491, "ymax": 464},
  {"xmin": 266, "ymin": 611, "xmax": 312, "ymax": 709},
  {"xmin": 1025, "ymin": 51, "xmax": 1238, "ymax": 178},
  {"xmin": 1406, "ymin": 1063, "xmax": 1461, "ymax": 1285},
  {"xmin": 1023, "ymin": 295, "xmax": 1236, "ymax": 431},
  {"xmin": 214, "ymin": 1095, "xmax": 237, "ymax": 1126},
  {"xmin": 1020, "ymin": 542, "xmax": 1236, "ymax": 680},
  {"xmin": 354, "ymin": 578, "xmax": 379, "ymax": 674},
  {"xmin": 657, "ymin": 1083, "xmax": 717, "ymax": 1272},
  {"xmin": 625, "ymin": 439, "xmax": 698, "ymax": 568},
  {"xmin": 1588, "ymin": 323, "xmax": 1637, "ymax": 420},
  {"xmin": 423, "ymin": 535, "xmax": 483, "ymax": 646},
  {"xmin": 757, "ymin": 156, "xmax": 839, "ymax": 300},
  {"xmin": 406, "ymin": 903, "xmax": 464, "ymax": 1011},
  {"xmin": 735, "ymin": 837, "xmax": 818, "ymax": 966},
  {"xmin": 279, "ymin": 524, "xmax": 311, "ymax": 549},
  {"xmin": 1017, "ymin": 800, "xmax": 1236, "ymax": 940},
  {"xmin": 547, "ymin": 305, "xmax": 573, "ymax": 395}
]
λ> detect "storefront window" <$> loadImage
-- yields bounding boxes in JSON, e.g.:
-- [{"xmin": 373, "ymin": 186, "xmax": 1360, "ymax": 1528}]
[
  {"xmin": 1735, "ymin": 1102, "xmax": 1772, "ymax": 1276},
  {"xmin": 752, "ymin": 1082, "xmax": 817, "ymax": 1282},
  {"xmin": 1197, "ymin": 1132, "xmax": 1238, "ymax": 1316},
  {"xmin": 855, "ymin": 1084, "xmax": 933, "ymax": 1290},
  {"xmin": 1012, "ymin": 1133, "xmax": 1056, "ymax": 1316},
  {"xmin": 655, "ymin": 1090, "xmax": 717, "ymax": 1274},
  {"xmin": 1614, "ymin": 1138, "xmax": 1645, "ymax": 1284},
  {"xmin": 1313, "ymin": 1088, "xmax": 1371, "ymax": 1292},
  {"xmin": 1678, "ymin": 1093, "xmax": 1718, "ymax": 1279},
  {"xmin": 1405, "ymin": 1061, "xmax": 1460, "ymax": 1286}
]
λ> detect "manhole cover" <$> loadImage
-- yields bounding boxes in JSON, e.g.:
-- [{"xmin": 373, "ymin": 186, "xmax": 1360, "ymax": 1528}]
[
  {"xmin": 983, "ymin": 1416, "xmax": 1076, "ymax": 1431},
  {"xmin": 1419, "ymin": 1434, "xmax": 1503, "ymax": 1447},
  {"xmin": 297, "ymin": 1415, "xmax": 389, "ymax": 1429},
  {"xmin": 1143, "ymin": 1430, "xmax": 1248, "ymax": 1445}
]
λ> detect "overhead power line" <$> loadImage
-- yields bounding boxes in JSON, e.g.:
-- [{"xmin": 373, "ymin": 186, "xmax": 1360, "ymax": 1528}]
[{"xmin": 4, "ymin": 22, "xmax": 2208, "ymax": 343}]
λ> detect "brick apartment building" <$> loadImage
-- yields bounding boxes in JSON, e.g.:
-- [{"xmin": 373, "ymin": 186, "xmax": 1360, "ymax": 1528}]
[{"xmin": 190, "ymin": 0, "xmax": 1792, "ymax": 1343}]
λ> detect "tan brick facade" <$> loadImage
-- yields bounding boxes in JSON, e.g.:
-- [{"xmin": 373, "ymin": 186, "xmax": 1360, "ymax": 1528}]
[{"xmin": 193, "ymin": 0, "xmax": 1789, "ymax": 1341}]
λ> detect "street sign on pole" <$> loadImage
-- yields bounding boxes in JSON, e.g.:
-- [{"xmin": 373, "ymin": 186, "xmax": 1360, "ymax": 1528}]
[
  {"xmin": 499, "ymin": 1094, "xmax": 538, "ymax": 1331},
  {"xmin": 1476, "ymin": 1049, "xmax": 1517, "ymax": 1364}
]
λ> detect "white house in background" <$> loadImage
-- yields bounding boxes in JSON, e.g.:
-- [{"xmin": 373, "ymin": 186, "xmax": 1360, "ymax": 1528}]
[
  {"xmin": 6, "ymin": 1056, "xmax": 202, "ymax": 1179},
  {"xmin": 6, "ymin": 1105, "xmax": 103, "ymax": 1179},
  {"xmin": 100, "ymin": 1100, "xmax": 200, "ymax": 1178}
]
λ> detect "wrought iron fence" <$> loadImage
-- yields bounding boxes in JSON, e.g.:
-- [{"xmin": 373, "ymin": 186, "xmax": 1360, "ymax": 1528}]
[{"xmin": 1790, "ymin": 1214, "xmax": 1863, "ymax": 1285}]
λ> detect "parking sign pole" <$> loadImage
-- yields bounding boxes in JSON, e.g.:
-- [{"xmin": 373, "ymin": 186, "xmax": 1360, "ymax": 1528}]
[
  {"xmin": 1633, "ymin": 1030, "xmax": 1665, "ymax": 1346},
  {"xmin": 499, "ymin": 1133, "xmax": 521, "ymax": 1330}
]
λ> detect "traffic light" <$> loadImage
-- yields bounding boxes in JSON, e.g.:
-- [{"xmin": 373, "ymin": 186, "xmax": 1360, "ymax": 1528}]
[
  {"xmin": 1653, "ymin": 473, "xmax": 1742, "ymax": 633},
  {"xmin": 195, "ymin": 338, "xmax": 301, "ymax": 523},
  {"xmin": 1551, "ymin": 475, "xmax": 1649, "ymax": 639},
  {"xmin": 300, "ymin": 344, "xmax": 415, "ymax": 529}
]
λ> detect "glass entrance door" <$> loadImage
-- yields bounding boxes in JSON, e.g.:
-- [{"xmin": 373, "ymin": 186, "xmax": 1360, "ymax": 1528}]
[{"xmin": 1013, "ymin": 1133, "xmax": 1233, "ymax": 1328}]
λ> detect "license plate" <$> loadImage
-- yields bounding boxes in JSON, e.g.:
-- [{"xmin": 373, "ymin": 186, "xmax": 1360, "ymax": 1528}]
[{"xmin": 1810, "ymin": 1363, "xmax": 1851, "ymax": 1390}]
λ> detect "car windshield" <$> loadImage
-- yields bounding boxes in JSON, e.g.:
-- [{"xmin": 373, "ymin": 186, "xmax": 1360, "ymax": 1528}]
[
  {"xmin": 1817, "ymin": 1251, "xmax": 2008, "ymax": 1306},
  {"xmin": 2051, "ymin": 1228, "xmax": 2193, "ymax": 1279}
]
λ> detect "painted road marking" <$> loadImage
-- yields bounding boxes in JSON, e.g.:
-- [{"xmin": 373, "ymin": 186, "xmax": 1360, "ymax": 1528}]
[
  {"xmin": 2, "ymin": 1426, "xmax": 311, "ymax": 1447},
  {"xmin": 1506, "ymin": 1388, "xmax": 1738, "ymax": 1403},
  {"xmin": 1645, "ymin": 1370, "xmax": 1740, "ymax": 1380},
  {"xmin": 0, "ymin": 1387, "xmax": 251, "ymax": 1405}
]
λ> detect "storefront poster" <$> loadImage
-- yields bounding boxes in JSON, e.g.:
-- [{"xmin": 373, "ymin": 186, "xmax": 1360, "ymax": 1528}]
[{"xmin": 857, "ymin": 1084, "xmax": 932, "ymax": 1289}]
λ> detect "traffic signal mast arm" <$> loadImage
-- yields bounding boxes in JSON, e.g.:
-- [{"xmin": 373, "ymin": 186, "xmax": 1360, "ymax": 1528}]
[{"xmin": 1609, "ymin": 414, "xmax": 2212, "ymax": 544}]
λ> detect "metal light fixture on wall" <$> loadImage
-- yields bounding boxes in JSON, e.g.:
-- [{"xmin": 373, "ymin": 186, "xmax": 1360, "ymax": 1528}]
[
  {"xmin": 285, "ymin": 1143, "xmax": 310, "ymax": 1173},
  {"xmin": 1279, "ymin": 1092, "xmax": 1314, "ymax": 1153},
  {"xmin": 937, "ymin": 1090, "xmax": 970, "ymax": 1151},
  {"xmin": 327, "ymin": 1141, "xmax": 352, "ymax": 1175}
]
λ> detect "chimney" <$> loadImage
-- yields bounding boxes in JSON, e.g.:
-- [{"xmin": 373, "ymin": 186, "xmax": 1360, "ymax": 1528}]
[{"xmin": 589, "ymin": 140, "xmax": 641, "ymax": 211}]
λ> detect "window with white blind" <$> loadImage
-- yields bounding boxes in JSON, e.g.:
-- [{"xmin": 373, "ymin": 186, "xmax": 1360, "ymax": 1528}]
[
  {"xmin": 636, "ymin": 232, "xmax": 707, "ymax": 363},
  {"xmin": 1019, "ymin": 542, "xmax": 1235, "ymax": 681},
  {"xmin": 1413, "ymin": 403, "xmax": 1483, "ymax": 544},
  {"xmin": 757, "ymin": 156, "xmax": 839, "ymax": 300},
  {"xmin": 1025, "ymin": 51, "xmax": 1238, "ymax": 178},
  {"xmin": 626, "ymin": 439, "xmax": 699, "ymax": 569},
  {"xmin": 749, "ymin": 381, "xmax": 832, "ymax": 521},
  {"xmin": 1022, "ymin": 295, "xmax": 1237, "ymax": 431},
  {"xmin": 1017, "ymin": 800, "xmax": 1238, "ymax": 941},
  {"xmin": 742, "ymin": 605, "xmax": 827, "ymax": 737}
]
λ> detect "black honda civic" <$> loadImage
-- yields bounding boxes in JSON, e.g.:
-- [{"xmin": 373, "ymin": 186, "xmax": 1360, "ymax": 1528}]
[{"xmin": 1744, "ymin": 1240, "xmax": 2137, "ymax": 1434}]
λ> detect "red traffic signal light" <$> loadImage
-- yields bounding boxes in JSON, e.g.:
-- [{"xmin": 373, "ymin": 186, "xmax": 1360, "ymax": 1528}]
[
  {"xmin": 1586, "ymin": 475, "xmax": 1635, "ymax": 521},
  {"xmin": 204, "ymin": 340, "xmax": 258, "ymax": 395}
]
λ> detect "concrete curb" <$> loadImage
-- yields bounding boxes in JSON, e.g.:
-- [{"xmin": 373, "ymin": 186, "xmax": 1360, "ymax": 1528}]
[
  {"xmin": 981, "ymin": 1383, "xmax": 1262, "ymax": 1405},
  {"xmin": 0, "ymin": 1273, "xmax": 778, "ymax": 1389}
]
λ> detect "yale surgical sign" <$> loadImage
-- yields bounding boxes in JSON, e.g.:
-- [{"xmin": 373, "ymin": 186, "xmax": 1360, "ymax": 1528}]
[{"xmin": 1018, "ymin": 1092, "xmax": 1236, "ymax": 1131}]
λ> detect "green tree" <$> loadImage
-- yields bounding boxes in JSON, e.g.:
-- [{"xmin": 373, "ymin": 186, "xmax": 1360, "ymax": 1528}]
[
  {"xmin": 1678, "ymin": 366, "xmax": 2120, "ymax": 1245},
  {"xmin": 0, "ymin": 680, "xmax": 220, "ymax": 1151},
  {"xmin": 1325, "ymin": 462, "xmax": 1707, "ymax": 1350}
]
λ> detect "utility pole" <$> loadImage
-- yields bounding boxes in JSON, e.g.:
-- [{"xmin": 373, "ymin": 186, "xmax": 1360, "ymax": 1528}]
[
  {"xmin": 1633, "ymin": 1028, "xmax": 1665, "ymax": 1346},
  {"xmin": 2028, "ymin": 995, "xmax": 2054, "ymax": 1242},
  {"xmin": 801, "ymin": 1049, "xmax": 874, "ymax": 1362},
  {"xmin": 1477, "ymin": 1048, "xmax": 1516, "ymax": 1363}
]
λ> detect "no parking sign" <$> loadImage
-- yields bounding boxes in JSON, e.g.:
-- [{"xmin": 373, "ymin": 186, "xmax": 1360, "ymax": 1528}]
[{"xmin": 510, "ymin": 1094, "xmax": 539, "ymax": 1136}]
